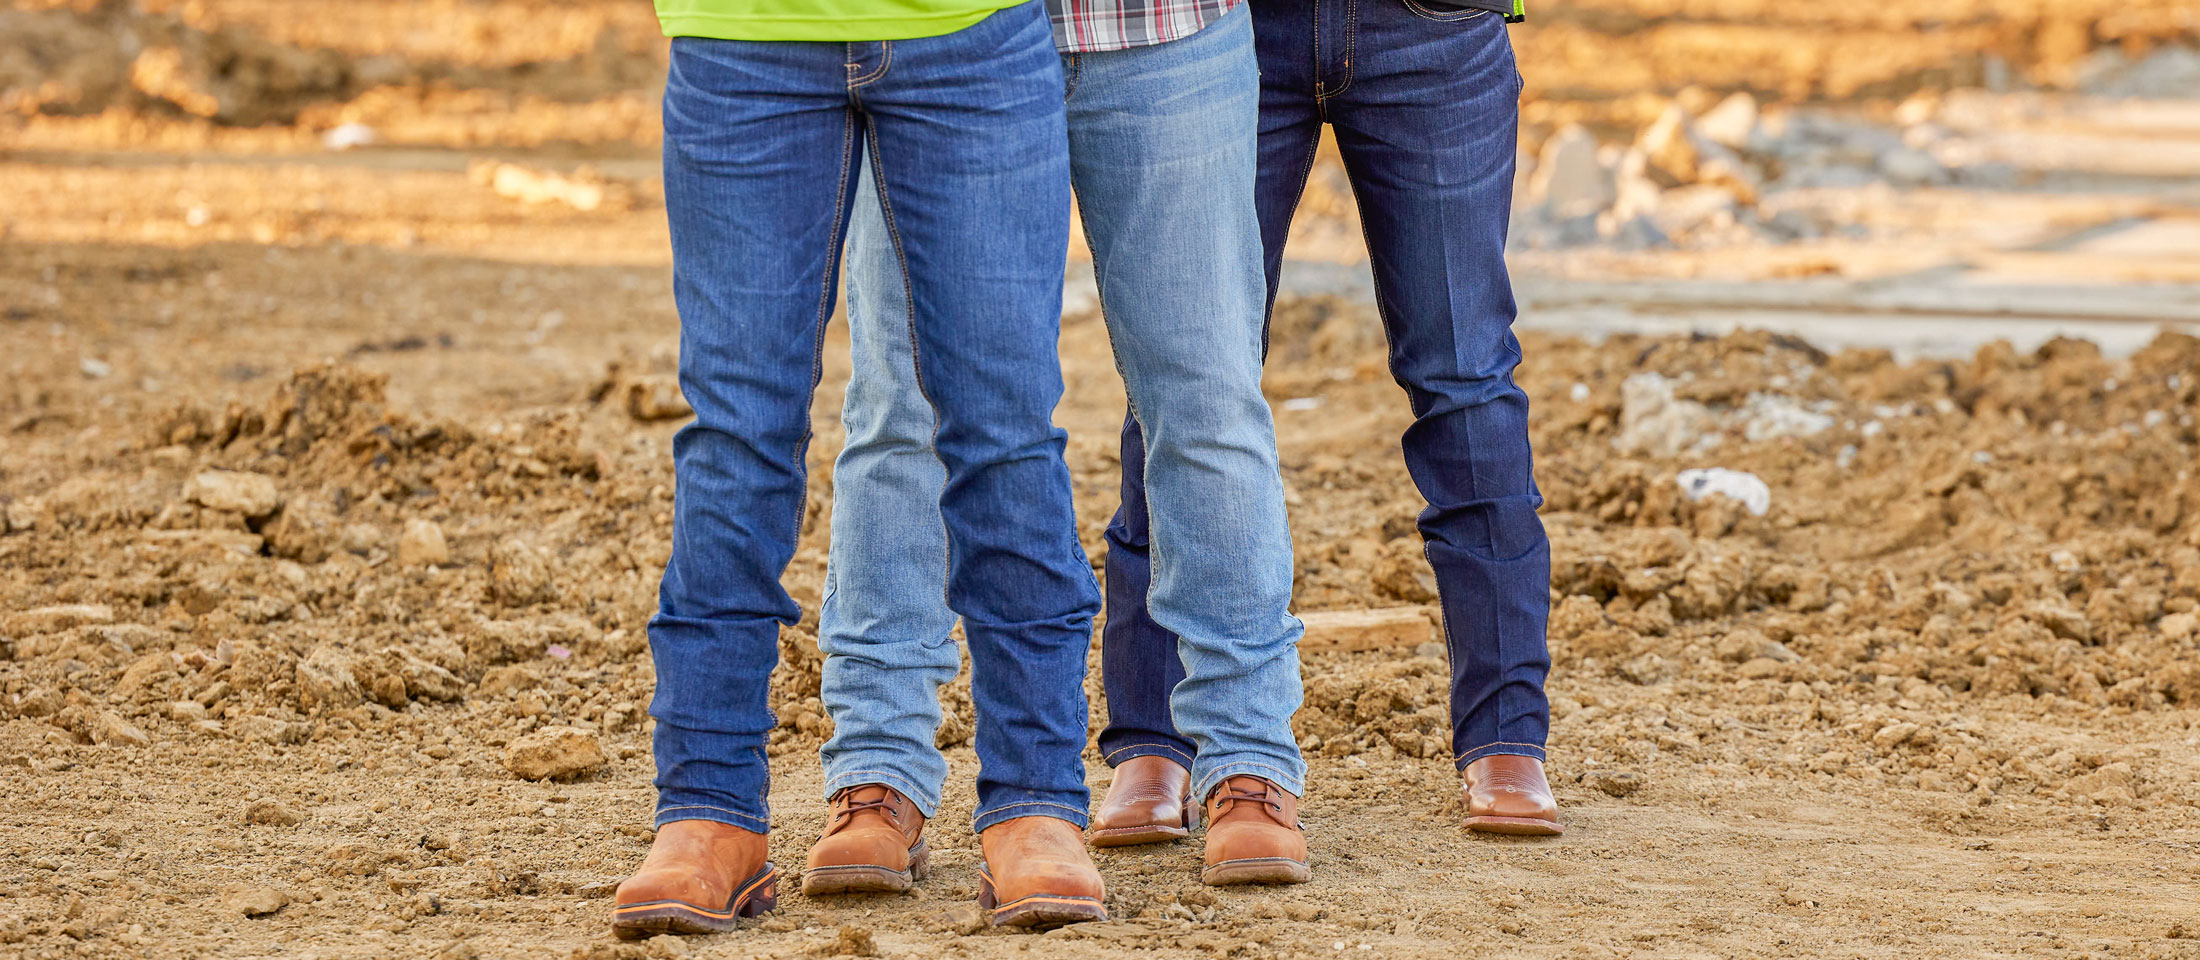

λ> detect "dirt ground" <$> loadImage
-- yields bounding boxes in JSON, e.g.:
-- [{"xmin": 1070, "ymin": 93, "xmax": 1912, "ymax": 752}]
[{"xmin": 6, "ymin": 1, "xmax": 2200, "ymax": 958}]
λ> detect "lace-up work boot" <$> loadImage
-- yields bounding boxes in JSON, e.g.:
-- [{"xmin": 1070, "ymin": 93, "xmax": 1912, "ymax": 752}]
[
  {"xmin": 1090, "ymin": 755, "xmax": 1197, "ymax": 847},
  {"xmin": 802, "ymin": 785, "xmax": 929, "ymax": 895},
  {"xmin": 1461, "ymin": 755, "xmax": 1563, "ymax": 836},
  {"xmin": 1199, "ymin": 776, "xmax": 1309, "ymax": 886}
]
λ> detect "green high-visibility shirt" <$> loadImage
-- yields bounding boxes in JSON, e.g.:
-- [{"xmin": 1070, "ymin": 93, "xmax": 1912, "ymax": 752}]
[{"xmin": 655, "ymin": 0, "xmax": 1026, "ymax": 41}]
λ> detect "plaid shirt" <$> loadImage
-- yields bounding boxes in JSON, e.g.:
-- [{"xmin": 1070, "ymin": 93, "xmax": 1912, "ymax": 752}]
[{"xmin": 1049, "ymin": 0, "xmax": 1243, "ymax": 54}]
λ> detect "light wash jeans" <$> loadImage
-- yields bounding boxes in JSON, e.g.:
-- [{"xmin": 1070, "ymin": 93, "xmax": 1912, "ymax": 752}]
[
  {"xmin": 818, "ymin": 3, "xmax": 1306, "ymax": 816},
  {"xmin": 650, "ymin": 1, "xmax": 1102, "ymax": 836}
]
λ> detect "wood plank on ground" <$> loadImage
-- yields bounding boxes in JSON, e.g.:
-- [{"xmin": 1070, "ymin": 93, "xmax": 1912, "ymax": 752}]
[{"xmin": 1297, "ymin": 606, "xmax": 1439, "ymax": 654}]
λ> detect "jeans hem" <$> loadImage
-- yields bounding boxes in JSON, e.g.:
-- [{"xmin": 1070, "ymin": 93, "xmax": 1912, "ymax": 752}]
[
  {"xmin": 1193, "ymin": 759, "xmax": 1306, "ymax": 803},
  {"xmin": 821, "ymin": 768, "xmax": 943, "ymax": 819},
  {"xmin": 1100, "ymin": 740, "xmax": 1195, "ymax": 768},
  {"xmin": 1453, "ymin": 741, "xmax": 1547, "ymax": 769},
  {"xmin": 971, "ymin": 800, "xmax": 1092, "ymax": 833},
  {"xmin": 655, "ymin": 804, "xmax": 771, "ymax": 833}
]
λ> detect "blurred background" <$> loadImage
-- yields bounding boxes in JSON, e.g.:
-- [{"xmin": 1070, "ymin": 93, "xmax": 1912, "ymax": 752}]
[{"xmin": 3, "ymin": 2, "xmax": 2199, "ymax": 957}]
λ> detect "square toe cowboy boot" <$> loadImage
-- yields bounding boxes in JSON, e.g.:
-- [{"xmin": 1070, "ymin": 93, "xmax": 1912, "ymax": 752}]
[
  {"xmin": 1090, "ymin": 755, "xmax": 1198, "ymax": 847},
  {"xmin": 611, "ymin": 820, "xmax": 779, "ymax": 938}
]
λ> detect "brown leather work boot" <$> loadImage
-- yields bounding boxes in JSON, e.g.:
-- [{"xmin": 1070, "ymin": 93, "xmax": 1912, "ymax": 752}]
[
  {"xmin": 1090, "ymin": 755, "xmax": 1197, "ymax": 847},
  {"xmin": 1461, "ymin": 755, "xmax": 1564, "ymax": 836},
  {"xmin": 1199, "ymin": 776, "xmax": 1310, "ymax": 886},
  {"xmin": 611, "ymin": 819, "xmax": 779, "ymax": 939},
  {"xmin": 976, "ymin": 815, "xmax": 1108, "ymax": 928},
  {"xmin": 802, "ymin": 784, "xmax": 929, "ymax": 895}
]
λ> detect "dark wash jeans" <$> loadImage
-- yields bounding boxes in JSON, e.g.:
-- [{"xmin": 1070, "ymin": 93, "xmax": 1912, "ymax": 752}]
[
  {"xmin": 1101, "ymin": 0, "xmax": 1552, "ymax": 772},
  {"xmin": 649, "ymin": 0, "xmax": 1104, "ymax": 835}
]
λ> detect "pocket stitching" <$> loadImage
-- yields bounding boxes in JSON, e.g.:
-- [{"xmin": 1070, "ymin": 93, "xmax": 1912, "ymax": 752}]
[{"xmin": 1401, "ymin": 0, "xmax": 1490, "ymax": 22}]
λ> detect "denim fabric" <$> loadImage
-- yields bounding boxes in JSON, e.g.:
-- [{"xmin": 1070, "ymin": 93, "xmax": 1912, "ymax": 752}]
[
  {"xmin": 1103, "ymin": 0, "xmax": 1552, "ymax": 769},
  {"xmin": 649, "ymin": 0, "xmax": 1103, "ymax": 836},
  {"xmin": 820, "ymin": 2, "xmax": 1307, "ymax": 812}
]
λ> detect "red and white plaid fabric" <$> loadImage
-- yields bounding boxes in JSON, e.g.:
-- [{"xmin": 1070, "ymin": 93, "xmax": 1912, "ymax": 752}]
[{"xmin": 1051, "ymin": 0, "xmax": 1242, "ymax": 53}]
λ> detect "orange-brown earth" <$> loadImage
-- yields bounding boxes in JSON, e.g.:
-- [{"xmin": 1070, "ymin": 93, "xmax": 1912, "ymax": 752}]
[{"xmin": 6, "ymin": 1, "xmax": 2200, "ymax": 958}]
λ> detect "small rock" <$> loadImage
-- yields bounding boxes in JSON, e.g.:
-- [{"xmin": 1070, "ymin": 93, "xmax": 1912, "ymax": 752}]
[
  {"xmin": 235, "ymin": 715, "xmax": 309, "ymax": 745},
  {"xmin": 296, "ymin": 644, "xmax": 366, "ymax": 713},
  {"xmin": 488, "ymin": 539, "xmax": 554, "ymax": 607},
  {"xmin": 622, "ymin": 374, "xmax": 694, "ymax": 422},
  {"xmin": 1581, "ymin": 770, "xmax": 1643, "ymax": 798},
  {"xmin": 1695, "ymin": 91, "xmax": 1759, "ymax": 149},
  {"xmin": 4, "ymin": 496, "xmax": 42, "ymax": 531},
  {"xmin": 91, "ymin": 711, "xmax": 151, "ymax": 748},
  {"xmin": 224, "ymin": 885, "xmax": 289, "ymax": 917},
  {"xmin": 821, "ymin": 925, "xmax": 879, "ymax": 957},
  {"xmin": 1736, "ymin": 657, "xmax": 1790, "ymax": 681},
  {"xmin": 2157, "ymin": 612, "xmax": 2196, "ymax": 641},
  {"xmin": 14, "ymin": 687, "xmax": 64, "ymax": 718},
  {"xmin": 244, "ymin": 798, "xmax": 303, "ymax": 826},
  {"xmin": 1677, "ymin": 468, "xmax": 1772, "ymax": 517},
  {"xmin": 575, "ymin": 880, "xmax": 618, "ymax": 899},
  {"xmin": 168, "ymin": 700, "xmax": 208, "ymax": 723},
  {"xmin": 184, "ymin": 470, "xmax": 283, "ymax": 518},
  {"xmin": 396, "ymin": 519, "xmax": 450, "ymax": 567},
  {"xmin": 503, "ymin": 726, "xmax": 608, "ymax": 781}
]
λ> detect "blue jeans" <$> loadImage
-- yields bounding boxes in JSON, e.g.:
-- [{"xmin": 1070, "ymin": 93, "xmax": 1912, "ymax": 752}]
[
  {"xmin": 819, "ymin": 3, "xmax": 1307, "ymax": 815},
  {"xmin": 1103, "ymin": 0, "xmax": 1552, "ymax": 770},
  {"xmin": 649, "ymin": 1, "xmax": 1104, "ymax": 836}
]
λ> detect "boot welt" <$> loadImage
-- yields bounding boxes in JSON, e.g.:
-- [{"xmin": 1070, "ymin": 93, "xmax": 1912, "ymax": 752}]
[
  {"xmin": 800, "ymin": 840, "xmax": 930, "ymax": 895},
  {"xmin": 1463, "ymin": 815, "xmax": 1565, "ymax": 837},
  {"xmin": 1200, "ymin": 856, "xmax": 1311, "ymax": 886},
  {"xmin": 1088, "ymin": 822, "xmax": 1189, "ymax": 848},
  {"xmin": 611, "ymin": 863, "xmax": 779, "ymax": 939},
  {"xmin": 1089, "ymin": 793, "xmax": 1197, "ymax": 848},
  {"xmin": 975, "ymin": 865, "xmax": 1108, "ymax": 929}
]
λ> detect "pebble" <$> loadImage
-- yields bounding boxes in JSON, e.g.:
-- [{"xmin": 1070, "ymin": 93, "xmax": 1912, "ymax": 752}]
[
  {"xmin": 396, "ymin": 519, "xmax": 451, "ymax": 567},
  {"xmin": 184, "ymin": 470, "xmax": 283, "ymax": 518},
  {"xmin": 225, "ymin": 886, "xmax": 290, "ymax": 917},
  {"xmin": 245, "ymin": 798, "xmax": 304, "ymax": 826},
  {"xmin": 502, "ymin": 727, "xmax": 608, "ymax": 781},
  {"xmin": 91, "ymin": 712, "xmax": 151, "ymax": 748}
]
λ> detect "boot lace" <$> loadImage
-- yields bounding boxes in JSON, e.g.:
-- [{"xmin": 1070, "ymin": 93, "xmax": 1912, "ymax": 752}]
[
  {"xmin": 831, "ymin": 790, "xmax": 902, "ymax": 826},
  {"xmin": 1210, "ymin": 781, "xmax": 1284, "ymax": 818}
]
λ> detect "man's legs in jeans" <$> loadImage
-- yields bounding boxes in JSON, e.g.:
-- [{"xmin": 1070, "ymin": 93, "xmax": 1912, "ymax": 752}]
[
  {"xmin": 1106, "ymin": 0, "xmax": 1557, "ymax": 822},
  {"xmin": 824, "ymin": 3, "xmax": 1304, "ymax": 829},
  {"xmin": 648, "ymin": 0, "xmax": 1093, "ymax": 856}
]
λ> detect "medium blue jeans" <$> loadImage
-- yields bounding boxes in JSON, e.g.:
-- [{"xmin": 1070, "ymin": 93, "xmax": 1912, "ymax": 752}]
[
  {"xmin": 649, "ymin": 0, "xmax": 1104, "ymax": 836},
  {"xmin": 819, "ymin": 3, "xmax": 1307, "ymax": 815},
  {"xmin": 1103, "ymin": 0, "xmax": 1552, "ymax": 770}
]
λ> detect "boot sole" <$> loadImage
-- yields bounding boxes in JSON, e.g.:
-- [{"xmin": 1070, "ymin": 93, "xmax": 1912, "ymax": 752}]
[
  {"xmin": 1464, "ymin": 815, "xmax": 1565, "ymax": 837},
  {"xmin": 801, "ymin": 840, "xmax": 930, "ymax": 896},
  {"xmin": 1088, "ymin": 796, "xmax": 1198, "ymax": 848},
  {"xmin": 1088, "ymin": 823, "xmax": 1188, "ymax": 848},
  {"xmin": 611, "ymin": 863, "xmax": 779, "ymax": 939},
  {"xmin": 976, "ymin": 864, "xmax": 1107, "ymax": 929},
  {"xmin": 1200, "ymin": 856, "xmax": 1311, "ymax": 886}
]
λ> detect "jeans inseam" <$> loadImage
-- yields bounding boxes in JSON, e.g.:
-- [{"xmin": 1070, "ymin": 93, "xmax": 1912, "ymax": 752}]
[{"xmin": 860, "ymin": 114, "xmax": 960, "ymax": 618}]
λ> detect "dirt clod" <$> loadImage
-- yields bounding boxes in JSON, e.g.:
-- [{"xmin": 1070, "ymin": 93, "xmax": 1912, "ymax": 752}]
[{"xmin": 504, "ymin": 727, "xmax": 608, "ymax": 781}]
